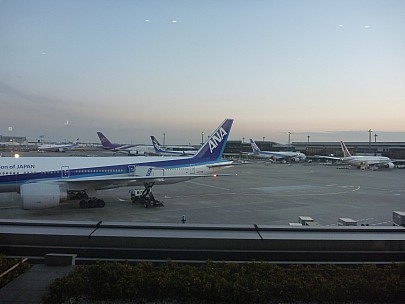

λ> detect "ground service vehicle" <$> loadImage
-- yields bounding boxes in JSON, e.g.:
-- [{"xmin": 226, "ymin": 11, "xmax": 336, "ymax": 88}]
[{"xmin": 129, "ymin": 187, "xmax": 164, "ymax": 208}]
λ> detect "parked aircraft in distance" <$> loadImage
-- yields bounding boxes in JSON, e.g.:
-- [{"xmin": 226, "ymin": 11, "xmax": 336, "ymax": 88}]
[
  {"xmin": 0, "ymin": 140, "xmax": 21, "ymax": 147},
  {"xmin": 37, "ymin": 139, "xmax": 79, "ymax": 152},
  {"xmin": 0, "ymin": 119, "xmax": 234, "ymax": 210},
  {"xmin": 97, "ymin": 132, "xmax": 154, "ymax": 155},
  {"xmin": 249, "ymin": 139, "xmax": 306, "ymax": 162},
  {"xmin": 316, "ymin": 141, "xmax": 395, "ymax": 169},
  {"xmin": 151, "ymin": 136, "xmax": 197, "ymax": 156}
]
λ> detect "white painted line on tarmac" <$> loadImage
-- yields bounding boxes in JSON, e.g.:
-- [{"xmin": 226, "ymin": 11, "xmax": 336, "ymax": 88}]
[
  {"xmin": 326, "ymin": 185, "xmax": 360, "ymax": 192},
  {"xmin": 186, "ymin": 181, "xmax": 230, "ymax": 191}
]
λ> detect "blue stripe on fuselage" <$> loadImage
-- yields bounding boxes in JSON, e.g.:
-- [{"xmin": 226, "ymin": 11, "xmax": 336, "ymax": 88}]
[
  {"xmin": 0, "ymin": 118, "xmax": 233, "ymax": 187},
  {"xmin": 0, "ymin": 157, "xmax": 227, "ymax": 186}
]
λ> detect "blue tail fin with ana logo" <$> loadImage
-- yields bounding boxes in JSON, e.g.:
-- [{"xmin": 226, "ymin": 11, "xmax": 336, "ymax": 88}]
[
  {"xmin": 250, "ymin": 139, "xmax": 261, "ymax": 154},
  {"xmin": 193, "ymin": 119, "xmax": 233, "ymax": 161},
  {"xmin": 151, "ymin": 136, "xmax": 163, "ymax": 153}
]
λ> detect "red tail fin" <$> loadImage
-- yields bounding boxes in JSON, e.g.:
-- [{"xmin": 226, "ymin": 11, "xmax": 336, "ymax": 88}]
[{"xmin": 340, "ymin": 141, "xmax": 352, "ymax": 157}]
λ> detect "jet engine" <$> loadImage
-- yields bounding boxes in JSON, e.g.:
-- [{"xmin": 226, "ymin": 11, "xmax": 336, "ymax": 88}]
[
  {"xmin": 129, "ymin": 150, "xmax": 146, "ymax": 155},
  {"xmin": 386, "ymin": 162, "xmax": 395, "ymax": 169},
  {"xmin": 20, "ymin": 183, "xmax": 67, "ymax": 210},
  {"xmin": 292, "ymin": 157, "xmax": 300, "ymax": 162}
]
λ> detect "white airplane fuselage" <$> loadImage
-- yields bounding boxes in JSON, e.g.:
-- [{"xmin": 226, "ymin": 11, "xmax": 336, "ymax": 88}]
[
  {"xmin": 0, "ymin": 118, "xmax": 235, "ymax": 209},
  {"xmin": 249, "ymin": 138, "xmax": 306, "ymax": 162},
  {"xmin": 252, "ymin": 151, "xmax": 306, "ymax": 161},
  {"xmin": 338, "ymin": 141, "xmax": 395, "ymax": 169},
  {"xmin": 0, "ymin": 156, "xmax": 232, "ymax": 193},
  {"xmin": 342, "ymin": 156, "xmax": 393, "ymax": 168}
]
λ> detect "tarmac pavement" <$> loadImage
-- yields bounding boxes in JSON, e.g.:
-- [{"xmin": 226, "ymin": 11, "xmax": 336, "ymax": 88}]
[
  {"xmin": 1, "ymin": 161, "xmax": 405, "ymax": 302},
  {"xmin": 1, "ymin": 162, "xmax": 404, "ymax": 226}
]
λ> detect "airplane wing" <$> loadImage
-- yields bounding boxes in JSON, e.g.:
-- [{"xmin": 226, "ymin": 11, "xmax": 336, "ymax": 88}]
[
  {"xmin": 268, "ymin": 152, "xmax": 291, "ymax": 159},
  {"xmin": 365, "ymin": 160, "xmax": 393, "ymax": 166},
  {"xmin": 52, "ymin": 172, "xmax": 234, "ymax": 189},
  {"xmin": 60, "ymin": 173, "xmax": 220, "ymax": 182},
  {"xmin": 313, "ymin": 155, "xmax": 341, "ymax": 161},
  {"xmin": 206, "ymin": 161, "xmax": 233, "ymax": 168}
]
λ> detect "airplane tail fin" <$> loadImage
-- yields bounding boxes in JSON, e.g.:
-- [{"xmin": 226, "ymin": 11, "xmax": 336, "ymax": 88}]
[
  {"xmin": 340, "ymin": 141, "xmax": 352, "ymax": 157},
  {"xmin": 151, "ymin": 136, "xmax": 163, "ymax": 152},
  {"xmin": 192, "ymin": 119, "xmax": 233, "ymax": 161},
  {"xmin": 97, "ymin": 132, "xmax": 113, "ymax": 147},
  {"xmin": 250, "ymin": 139, "xmax": 261, "ymax": 154}
]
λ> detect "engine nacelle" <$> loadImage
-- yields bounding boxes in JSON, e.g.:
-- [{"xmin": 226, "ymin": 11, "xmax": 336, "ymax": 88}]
[
  {"xmin": 292, "ymin": 157, "xmax": 300, "ymax": 162},
  {"xmin": 20, "ymin": 183, "xmax": 67, "ymax": 210},
  {"xmin": 386, "ymin": 162, "xmax": 395, "ymax": 169},
  {"xmin": 129, "ymin": 150, "xmax": 145, "ymax": 155}
]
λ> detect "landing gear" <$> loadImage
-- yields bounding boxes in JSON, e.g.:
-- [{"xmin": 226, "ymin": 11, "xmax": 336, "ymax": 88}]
[
  {"xmin": 79, "ymin": 197, "xmax": 105, "ymax": 209},
  {"xmin": 130, "ymin": 182, "xmax": 164, "ymax": 208},
  {"xmin": 68, "ymin": 190, "xmax": 88, "ymax": 200},
  {"xmin": 67, "ymin": 190, "xmax": 106, "ymax": 209}
]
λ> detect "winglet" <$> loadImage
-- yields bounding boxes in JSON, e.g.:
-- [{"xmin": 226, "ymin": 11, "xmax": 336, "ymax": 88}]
[
  {"xmin": 340, "ymin": 141, "xmax": 352, "ymax": 157},
  {"xmin": 193, "ymin": 119, "xmax": 233, "ymax": 161},
  {"xmin": 250, "ymin": 139, "xmax": 261, "ymax": 154}
]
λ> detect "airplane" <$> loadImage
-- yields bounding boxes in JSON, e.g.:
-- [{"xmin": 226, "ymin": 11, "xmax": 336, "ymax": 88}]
[
  {"xmin": 150, "ymin": 136, "xmax": 197, "ymax": 156},
  {"xmin": 0, "ymin": 119, "xmax": 234, "ymax": 210},
  {"xmin": 0, "ymin": 141, "xmax": 21, "ymax": 147},
  {"xmin": 37, "ymin": 139, "xmax": 79, "ymax": 152},
  {"xmin": 316, "ymin": 141, "xmax": 395, "ymax": 169},
  {"xmin": 97, "ymin": 132, "xmax": 154, "ymax": 155},
  {"xmin": 249, "ymin": 139, "xmax": 306, "ymax": 162}
]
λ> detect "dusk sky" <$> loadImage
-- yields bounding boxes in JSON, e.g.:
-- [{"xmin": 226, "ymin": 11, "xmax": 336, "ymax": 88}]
[{"xmin": 1, "ymin": 0, "xmax": 404, "ymax": 145}]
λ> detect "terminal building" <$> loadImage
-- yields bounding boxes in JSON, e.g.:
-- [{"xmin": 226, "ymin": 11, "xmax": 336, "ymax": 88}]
[
  {"xmin": 0, "ymin": 135, "xmax": 27, "ymax": 145},
  {"xmin": 293, "ymin": 141, "xmax": 405, "ymax": 159},
  {"xmin": 224, "ymin": 140, "xmax": 405, "ymax": 160}
]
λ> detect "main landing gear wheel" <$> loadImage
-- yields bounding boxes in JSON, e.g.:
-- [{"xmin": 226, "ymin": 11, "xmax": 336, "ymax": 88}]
[{"xmin": 79, "ymin": 198, "xmax": 106, "ymax": 209}]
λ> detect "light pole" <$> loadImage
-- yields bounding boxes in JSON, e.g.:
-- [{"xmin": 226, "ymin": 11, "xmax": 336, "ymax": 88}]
[
  {"xmin": 368, "ymin": 129, "xmax": 372, "ymax": 153},
  {"xmin": 163, "ymin": 133, "xmax": 166, "ymax": 147},
  {"xmin": 201, "ymin": 132, "xmax": 204, "ymax": 146},
  {"xmin": 307, "ymin": 135, "xmax": 310, "ymax": 143},
  {"xmin": 288, "ymin": 132, "xmax": 291, "ymax": 147},
  {"xmin": 242, "ymin": 137, "xmax": 245, "ymax": 143},
  {"xmin": 262, "ymin": 136, "xmax": 265, "ymax": 142},
  {"xmin": 374, "ymin": 134, "xmax": 378, "ymax": 143}
]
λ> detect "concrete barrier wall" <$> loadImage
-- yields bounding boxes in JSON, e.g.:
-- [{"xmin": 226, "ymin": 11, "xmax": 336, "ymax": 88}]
[{"xmin": 1, "ymin": 219, "xmax": 405, "ymax": 263}]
